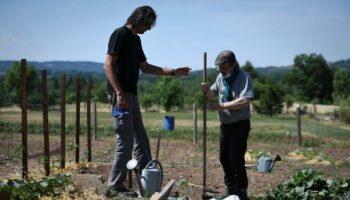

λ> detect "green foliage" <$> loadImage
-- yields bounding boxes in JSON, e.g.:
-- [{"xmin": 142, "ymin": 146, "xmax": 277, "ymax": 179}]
[
  {"xmin": 241, "ymin": 60, "xmax": 260, "ymax": 80},
  {"xmin": 333, "ymin": 69, "xmax": 350, "ymax": 103},
  {"xmin": 254, "ymin": 83, "xmax": 284, "ymax": 117},
  {"xmin": 0, "ymin": 174, "xmax": 73, "ymax": 200},
  {"xmin": 91, "ymin": 81, "xmax": 108, "ymax": 103},
  {"xmin": 2, "ymin": 62, "xmax": 38, "ymax": 105},
  {"xmin": 260, "ymin": 169, "xmax": 350, "ymax": 200},
  {"xmin": 284, "ymin": 95, "xmax": 294, "ymax": 114},
  {"xmin": 155, "ymin": 77, "xmax": 184, "ymax": 112},
  {"xmin": 284, "ymin": 54, "xmax": 333, "ymax": 104},
  {"xmin": 140, "ymin": 93, "xmax": 156, "ymax": 111},
  {"xmin": 334, "ymin": 98, "xmax": 350, "ymax": 124},
  {"xmin": 291, "ymin": 148, "xmax": 331, "ymax": 162}
]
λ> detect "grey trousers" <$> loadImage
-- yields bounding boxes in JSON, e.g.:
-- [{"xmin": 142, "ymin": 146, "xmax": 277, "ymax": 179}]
[{"xmin": 107, "ymin": 94, "xmax": 152, "ymax": 189}]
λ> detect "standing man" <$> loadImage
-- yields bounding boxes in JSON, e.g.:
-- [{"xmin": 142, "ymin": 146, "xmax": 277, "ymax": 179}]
[
  {"xmin": 201, "ymin": 50, "xmax": 253, "ymax": 200},
  {"xmin": 104, "ymin": 6, "xmax": 191, "ymax": 198}
]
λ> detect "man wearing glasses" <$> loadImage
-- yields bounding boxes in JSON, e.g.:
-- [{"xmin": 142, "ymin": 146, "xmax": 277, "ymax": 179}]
[{"xmin": 201, "ymin": 50, "xmax": 253, "ymax": 200}]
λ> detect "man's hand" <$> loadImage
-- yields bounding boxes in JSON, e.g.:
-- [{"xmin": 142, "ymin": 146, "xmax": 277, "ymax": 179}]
[
  {"xmin": 201, "ymin": 83, "xmax": 209, "ymax": 93},
  {"xmin": 115, "ymin": 93, "xmax": 128, "ymax": 109},
  {"xmin": 207, "ymin": 102, "xmax": 223, "ymax": 111},
  {"xmin": 174, "ymin": 67, "xmax": 192, "ymax": 76}
]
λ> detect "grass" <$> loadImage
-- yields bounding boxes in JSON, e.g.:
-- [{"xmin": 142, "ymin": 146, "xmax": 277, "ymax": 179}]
[{"xmin": 1, "ymin": 107, "xmax": 350, "ymax": 146}]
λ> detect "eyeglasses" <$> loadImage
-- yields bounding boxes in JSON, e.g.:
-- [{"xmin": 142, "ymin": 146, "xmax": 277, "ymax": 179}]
[{"xmin": 216, "ymin": 62, "xmax": 228, "ymax": 71}]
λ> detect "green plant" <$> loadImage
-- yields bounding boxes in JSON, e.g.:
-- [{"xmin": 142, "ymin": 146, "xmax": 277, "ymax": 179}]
[
  {"xmin": 291, "ymin": 148, "xmax": 332, "ymax": 163},
  {"xmin": 0, "ymin": 174, "xmax": 73, "ymax": 200},
  {"xmin": 176, "ymin": 179, "xmax": 189, "ymax": 200},
  {"xmin": 260, "ymin": 169, "xmax": 350, "ymax": 200}
]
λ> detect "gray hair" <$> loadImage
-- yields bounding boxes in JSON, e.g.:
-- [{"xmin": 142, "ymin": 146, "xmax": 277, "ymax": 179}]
[{"xmin": 126, "ymin": 6, "xmax": 157, "ymax": 28}]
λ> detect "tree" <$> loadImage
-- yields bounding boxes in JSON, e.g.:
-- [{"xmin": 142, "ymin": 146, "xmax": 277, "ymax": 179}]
[
  {"xmin": 241, "ymin": 61, "xmax": 260, "ymax": 80},
  {"xmin": 3, "ymin": 62, "xmax": 38, "ymax": 105},
  {"xmin": 333, "ymin": 69, "xmax": 350, "ymax": 104},
  {"xmin": 140, "ymin": 93, "xmax": 156, "ymax": 111},
  {"xmin": 284, "ymin": 95, "xmax": 295, "ymax": 114},
  {"xmin": 155, "ymin": 77, "xmax": 184, "ymax": 112},
  {"xmin": 284, "ymin": 54, "xmax": 333, "ymax": 104},
  {"xmin": 254, "ymin": 83, "xmax": 284, "ymax": 117}
]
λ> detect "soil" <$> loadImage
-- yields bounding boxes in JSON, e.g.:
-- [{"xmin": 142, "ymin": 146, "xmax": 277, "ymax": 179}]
[{"xmin": 1, "ymin": 134, "xmax": 349, "ymax": 200}]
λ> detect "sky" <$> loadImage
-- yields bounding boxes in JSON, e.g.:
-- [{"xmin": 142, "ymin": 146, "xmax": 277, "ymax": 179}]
[{"xmin": 1, "ymin": 0, "xmax": 350, "ymax": 70}]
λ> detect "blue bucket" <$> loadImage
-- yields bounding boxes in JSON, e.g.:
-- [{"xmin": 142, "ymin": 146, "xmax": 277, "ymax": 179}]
[{"xmin": 164, "ymin": 116, "xmax": 175, "ymax": 131}]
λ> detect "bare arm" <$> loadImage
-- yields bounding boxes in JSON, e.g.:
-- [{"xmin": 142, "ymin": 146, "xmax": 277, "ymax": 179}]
[
  {"xmin": 207, "ymin": 98, "xmax": 251, "ymax": 111},
  {"xmin": 140, "ymin": 61, "xmax": 191, "ymax": 76},
  {"xmin": 220, "ymin": 98, "xmax": 251, "ymax": 110},
  {"xmin": 103, "ymin": 54, "xmax": 122, "ymax": 94},
  {"xmin": 103, "ymin": 54, "xmax": 127, "ymax": 108}
]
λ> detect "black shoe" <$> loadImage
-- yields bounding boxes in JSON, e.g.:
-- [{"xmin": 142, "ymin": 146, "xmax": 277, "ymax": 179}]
[
  {"xmin": 236, "ymin": 190, "xmax": 249, "ymax": 200},
  {"xmin": 105, "ymin": 187, "xmax": 138, "ymax": 198}
]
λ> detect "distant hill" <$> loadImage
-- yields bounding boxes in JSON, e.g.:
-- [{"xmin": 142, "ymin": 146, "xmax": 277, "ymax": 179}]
[
  {"xmin": 255, "ymin": 65, "xmax": 292, "ymax": 80},
  {"xmin": 1, "ymin": 58, "xmax": 349, "ymax": 79},
  {"xmin": 0, "ymin": 60, "xmax": 104, "ymax": 74}
]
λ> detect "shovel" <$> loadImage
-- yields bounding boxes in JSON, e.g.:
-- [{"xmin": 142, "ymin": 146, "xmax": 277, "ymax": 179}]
[{"xmin": 126, "ymin": 159, "xmax": 144, "ymax": 197}]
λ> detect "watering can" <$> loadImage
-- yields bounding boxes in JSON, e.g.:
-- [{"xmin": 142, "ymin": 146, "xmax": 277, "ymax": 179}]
[
  {"xmin": 141, "ymin": 160, "xmax": 163, "ymax": 197},
  {"xmin": 257, "ymin": 153, "xmax": 281, "ymax": 173}
]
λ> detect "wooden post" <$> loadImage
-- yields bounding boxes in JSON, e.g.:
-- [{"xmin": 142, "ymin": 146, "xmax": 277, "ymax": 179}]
[
  {"xmin": 128, "ymin": 170, "xmax": 132, "ymax": 189},
  {"xmin": 202, "ymin": 52, "xmax": 207, "ymax": 196},
  {"xmin": 75, "ymin": 76, "xmax": 80, "ymax": 163},
  {"xmin": 42, "ymin": 69, "xmax": 50, "ymax": 176},
  {"xmin": 93, "ymin": 102, "xmax": 97, "ymax": 141},
  {"xmin": 60, "ymin": 74, "xmax": 66, "ymax": 169},
  {"xmin": 296, "ymin": 106, "xmax": 302, "ymax": 147},
  {"xmin": 87, "ymin": 81, "xmax": 92, "ymax": 162},
  {"xmin": 193, "ymin": 103, "xmax": 197, "ymax": 144},
  {"xmin": 21, "ymin": 59, "xmax": 28, "ymax": 179},
  {"xmin": 156, "ymin": 133, "xmax": 161, "ymax": 161}
]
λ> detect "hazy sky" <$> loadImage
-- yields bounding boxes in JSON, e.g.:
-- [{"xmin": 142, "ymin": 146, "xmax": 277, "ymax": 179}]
[{"xmin": 1, "ymin": 0, "xmax": 350, "ymax": 70}]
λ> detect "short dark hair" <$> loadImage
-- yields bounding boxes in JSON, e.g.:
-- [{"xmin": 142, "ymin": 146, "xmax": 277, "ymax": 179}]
[{"xmin": 126, "ymin": 6, "xmax": 157, "ymax": 28}]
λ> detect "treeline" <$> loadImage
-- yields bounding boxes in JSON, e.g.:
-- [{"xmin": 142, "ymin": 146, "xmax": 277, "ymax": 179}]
[{"xmin": 0, "ymin": 53, "xmax": 350, "ymax": 123}]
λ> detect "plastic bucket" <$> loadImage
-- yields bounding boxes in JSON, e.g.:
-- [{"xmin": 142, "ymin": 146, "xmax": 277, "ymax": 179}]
[{"xmin": 164, "ymin": 116, "xmax": 175, "ymax": 131}]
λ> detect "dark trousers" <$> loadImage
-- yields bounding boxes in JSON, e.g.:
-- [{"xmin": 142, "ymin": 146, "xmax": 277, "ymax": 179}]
[{"xmin": 220, "ymin": 119, "xmax": 250, "ymax": 190}]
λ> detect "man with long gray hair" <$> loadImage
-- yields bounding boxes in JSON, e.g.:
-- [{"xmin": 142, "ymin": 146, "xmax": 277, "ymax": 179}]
[{"xmin": 103, "ymin": 5, "xmax": 191, "ymax": 198}]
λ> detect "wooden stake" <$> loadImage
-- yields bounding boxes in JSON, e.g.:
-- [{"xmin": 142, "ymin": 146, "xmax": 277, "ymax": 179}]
[
  {"xmin": 21, "ymin": 59, "xmax": 28, "ymax": 179},
  {"xmin": 202, "ymin": 52, "xmax": 207, "ymax": 196},
  {"xmin": 87, "ymin": 81, "xmax": 92, "ymax": 162},
  {"xmin": 60, "ymin": 74, "xmax": 66, "ymax": 169},
  {"xmin": 42, "ymin": 69, "xmax": 50, "ymax": 176},
  {"xmin": 75, "ymin": 76, "xmax": 80, "ymax": 163}
]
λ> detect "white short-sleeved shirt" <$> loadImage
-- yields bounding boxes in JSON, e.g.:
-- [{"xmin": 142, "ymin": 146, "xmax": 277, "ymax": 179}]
[{"xmin": 210, "ymin": 69, "xmax": 254, "ymax": 124}]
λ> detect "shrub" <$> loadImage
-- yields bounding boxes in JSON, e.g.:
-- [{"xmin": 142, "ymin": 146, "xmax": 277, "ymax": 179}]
[
  {"xmin": 335, "ymin": 98, "xmax": 350, "ymax": 124},
  {"xmin": 260, "ymin": 169, "xmax": 350, "ymax": 200}
]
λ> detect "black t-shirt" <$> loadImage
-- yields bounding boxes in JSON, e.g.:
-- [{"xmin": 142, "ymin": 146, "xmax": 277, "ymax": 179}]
[{"xmin": 106, "ymin": 26, "xmax": 147, "ymax": 95}]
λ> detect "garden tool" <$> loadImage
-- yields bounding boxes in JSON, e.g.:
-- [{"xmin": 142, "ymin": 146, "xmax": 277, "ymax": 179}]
[
  {"xmin": 257, "ymin": 153, "xmax": 282, "ymax": 172},
  {"xmin": 126, "ymin": 159, "xmax": 144, "ymax": 197},
  {"xmin": 141, "ymin": 160, "xmax": 163, "ymax": 197}
]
